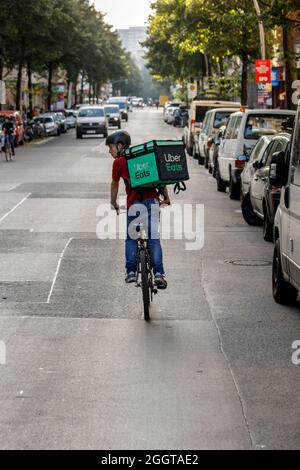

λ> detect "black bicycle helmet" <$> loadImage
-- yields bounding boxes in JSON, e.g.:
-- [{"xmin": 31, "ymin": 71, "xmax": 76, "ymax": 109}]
[{"xmin": 105, "ymin": 130, "xmax": 131, "ymax": 148}]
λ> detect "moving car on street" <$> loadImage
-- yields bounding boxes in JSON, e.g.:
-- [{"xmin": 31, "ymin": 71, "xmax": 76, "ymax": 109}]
[
  {"xmin": 76, "ymin": 105, "xmax": 108, "ymax": 139},
  {"xmin": 104, "ymin": 105, "xmax": 121, "ymax": 129},
  {"xmin": 107, "ymin": 97, "xmax": 129, "ymax": 121}
]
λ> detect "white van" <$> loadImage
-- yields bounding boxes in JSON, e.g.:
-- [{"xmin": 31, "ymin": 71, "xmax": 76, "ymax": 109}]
[
  {"xmin": 183, "ymin": 99, "xmax": 240, "ymax": 158},
  {"xmin": 196, "ymin": 107, "xmax": 240, "ymax": 168},
  {"xmin": 272, "ymin": 103, "xmax": 300, "ymax": 304},
  {"xmin": 217, "ymin": 109, "xmax": 295, "ymax": 199}
]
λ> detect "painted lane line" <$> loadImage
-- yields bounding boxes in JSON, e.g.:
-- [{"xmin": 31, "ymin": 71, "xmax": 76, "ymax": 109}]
[
  {"xmin": 46, "ymin": 238, "xmax": 73, "ymax": 304},
  {"xmin": 0, "ymin": 193, "xmax": 32, "ymax": 225},
  {"xmin": 8, "ymin": 183, "xmax": 21, "ymax": 192}
]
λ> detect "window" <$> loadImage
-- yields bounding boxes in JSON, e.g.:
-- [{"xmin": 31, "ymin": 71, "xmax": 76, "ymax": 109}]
[
  {"xmin": 224, "ymin": 116, "xmax": 237, "ymax": 139},
  {"xmin": 195, "ymin": 106, "xmax": 212, "ymax": 124},
  {"xmin": 231, "ymin": 116, "xmax": 242, "ymax": 139},
  {"xmin": 261, "ymin": 141, "xmax": 279, "ymax": 167},
  {"xmin": 213, "ymin": 111, "xmax": 233, "ymax": 129},
  {"xmin": 244, "ymin": 114, "xmax": 295, "ymax": 140},
  {"xmin": 290, "ymin": 113, "xmax": 300, "ymax": 186},
  {"xmin": 78, "ymin": 108, "xmax": 104, "ymax": 117},
  {"xmin": 266, "ymin": 140, "xmax": 287, "ymax": 167}
]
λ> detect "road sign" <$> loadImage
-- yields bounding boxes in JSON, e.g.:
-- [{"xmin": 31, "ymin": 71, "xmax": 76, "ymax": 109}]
[
  {"xmin": 255, "ymin": 59, "xmax": 272, "ymax": 84},
  {"xmin": 188, "ymin": 83, "xmax": 197, "ymax": 99}
]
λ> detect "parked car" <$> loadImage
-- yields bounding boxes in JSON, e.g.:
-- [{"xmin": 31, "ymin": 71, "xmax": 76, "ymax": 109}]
[
  {"xmin": 42, "ymin": 112, "xmax": 61, "ymax": 136},
  {"xmin": 271, "ymin": 104, "xmax": 300, "ymax": 305},
  {"xmin": 172, "ymin": 106, "xmax": 189, "ymax": 127},
  {"xmin": 209, "ymin": 125, "xmax": 227, "ymax": 178},
  {"xmin": 55, "ymin": 112, "xmax": 68, "ymax": 133},
  {"xmin": 0, "ymin": 111, "xmax": 25, "ymax": 146},
  {"xmin": 240, "ymin": 135, "xmax": 273, "ymax": 199},
  {"xmin": 107, "ymin": 97, "xmax": 129, "ymax": 121},
  {"xmin": 41, "ymin": 115, "xmax": 59, "ymax": 136},
  {"xmin": 76, "ymin": 105, "xmax": 108, "ymax": 138},
  {"xmin": 104, "ymin": 104, "xmax": 121, "ymax": 129},
  {"xmin": 163, "ymin": 101, "xmax": 181, "ymax": 122},
  {"xmin": 217, "ymin": 109, "xmax": 296, "ymax": 200},
  {"xmin": 164, "ymin": 106, "xmax": 174, "ymax": 123},
  {"xmin": 65, "ymin": 110, "xmax": 76, "ymax": 129},
  {"xmin": 183, "ymin": 100, "xmax": 240, "ymax": 158},
  {"xmin": 196, "ymin": 108, "xmax": 240, "ymax": 167},
  {"xmin": 166, "ymin": 107, "xmax": 179, "ymax": 125},
  {"xmin": 242, "ymin": 134, "xmax": 291, "ymax": 242}
]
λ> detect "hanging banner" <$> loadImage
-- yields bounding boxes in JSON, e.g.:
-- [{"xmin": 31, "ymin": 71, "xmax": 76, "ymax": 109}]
[{"xmin": 255, "ymin": 59, "xmax": 272, "ymax": 84}]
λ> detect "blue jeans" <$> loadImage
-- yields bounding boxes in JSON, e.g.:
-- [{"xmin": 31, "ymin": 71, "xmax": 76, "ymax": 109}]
[
  {"xmin": 4, "ymin": 135, "xmax": 15, "ymax": 153},
  {"xmin": 126, "ymin": 198, "xmax": 165, "ymax": 275}
]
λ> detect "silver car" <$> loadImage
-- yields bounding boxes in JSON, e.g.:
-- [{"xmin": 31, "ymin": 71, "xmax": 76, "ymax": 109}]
[{"xmin": 76, "ymin": 106, "xmax": 108, "ymax": 139}]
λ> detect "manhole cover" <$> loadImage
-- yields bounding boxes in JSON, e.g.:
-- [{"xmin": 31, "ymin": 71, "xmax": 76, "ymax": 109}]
[{"xmin": 225, "ymin": 259, "xmax": 272, "ymax": 267}]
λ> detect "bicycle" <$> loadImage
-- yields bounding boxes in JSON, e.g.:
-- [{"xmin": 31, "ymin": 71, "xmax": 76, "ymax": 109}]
[
  {"xmin": 4, "ymin": 136, "xmax": 13, "ymax": 162},
  {"xmin": 117, "ymin": 207, "xmax": 159, "ymax": 321},
  {"xmin": 135, "ymin": 222, "xmax": 158, "ymax": 321}
]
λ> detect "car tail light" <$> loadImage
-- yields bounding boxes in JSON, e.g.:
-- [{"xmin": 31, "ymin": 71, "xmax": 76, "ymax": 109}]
[
  {"xmin": 207, "ymin": 139, "xmax": 213, "ymax": 149},
  {"xmin": 235, "ymin": 155, "xmax": 247, "ymax": 168},
  {"xmin": 271, "ymin": 186, "xmax": 280, "ymax": 193},
  {"xmin": 191, "ymin": 118, "xmax": 195, "ymax": 129}
]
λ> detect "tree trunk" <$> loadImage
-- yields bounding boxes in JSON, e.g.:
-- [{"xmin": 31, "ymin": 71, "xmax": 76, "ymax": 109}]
[
  {"xmin": 80, "ymin": 72, "xmax": 84, "ymax": 104},
  {"xmin": 16, "ymin": 59, "xmax": 23, "ymax": 110},
  {"xmin": 88, "ymin": 81, "xmax": 92, "ymax": 104},
  {"xmin": 27, "ymin": 61, "xmax": 33, "ymax": 118},
  {"xmin": 0, "ymin": 52, "xmax": 3, "ymax": 111},
  {"xmin": 47, "ymin": 62, "xmax": 53, "ymax": 111},
  {"xmin": 282, "ymin": 26, "xmax": 297, "ymax": 110},
  {"xmin": 241, "ymin": 52, "xmax": 248, "ymax": 106}
]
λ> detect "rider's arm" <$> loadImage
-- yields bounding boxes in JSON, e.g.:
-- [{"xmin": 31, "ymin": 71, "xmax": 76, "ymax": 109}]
[
  {"xmin": 161, "ymin": 186, "xmax": 171, "ymax": 206},
  {"xmin": 111, "ymin": 180, "xmax": 119, "ymax": 210}
]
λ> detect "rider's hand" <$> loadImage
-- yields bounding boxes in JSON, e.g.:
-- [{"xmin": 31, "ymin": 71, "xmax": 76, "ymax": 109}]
[{"xmin": 111, "ymin": 201, "xmax": 120, "ymax": 214}]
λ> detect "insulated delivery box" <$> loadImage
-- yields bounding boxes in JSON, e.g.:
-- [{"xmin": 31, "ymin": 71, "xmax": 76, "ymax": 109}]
[{"xmin": 125, "ymin": 139, "xmax": 189, "ymax": 190}]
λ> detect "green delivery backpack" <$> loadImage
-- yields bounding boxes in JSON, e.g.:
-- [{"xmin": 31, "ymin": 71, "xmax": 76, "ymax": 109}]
[{"xmin": 124, "ymin": 139, "xmax": 189, "ymax": 193}]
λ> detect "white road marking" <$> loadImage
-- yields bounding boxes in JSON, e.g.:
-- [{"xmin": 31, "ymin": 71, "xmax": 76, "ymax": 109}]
[
  {"xmin": 8, "ymin": 183, "xmax": 21, "ymax": 191},
  {"xmin": 46, "ymin": 237, "xmax": 73, "ymax": 304},
  {"xmin": 0, "ymin": 193, "xmax": 31, "ymax": 225},
  {"xmin": 32, "ymin": 137, "xmax": 55, "ymax": 145}
]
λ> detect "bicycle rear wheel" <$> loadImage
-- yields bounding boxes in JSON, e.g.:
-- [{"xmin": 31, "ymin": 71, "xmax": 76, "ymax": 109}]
[{"xmin": 140, "ymin": 249, "xmax": 150, "ymax": 321}]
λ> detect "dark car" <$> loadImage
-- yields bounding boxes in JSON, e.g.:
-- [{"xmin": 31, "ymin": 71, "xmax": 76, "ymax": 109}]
[
  {"xmin": 241, "ymin": 133, "xmax": 291, "ymax": 241},
  {"xmin": 173, "ymin": 106, "xmax": 188, "ymax": 127},
  {"xmin": 104, "ymin": 105, "xmax": 121, "ymax": 129}
]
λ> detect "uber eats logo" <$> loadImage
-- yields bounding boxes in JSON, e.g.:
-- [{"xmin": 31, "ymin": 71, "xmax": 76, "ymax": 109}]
[
  {"xmin": 164, "ymin": 153, "xmax": 183, "ymax": 172},
  {"xmin": 134, "ymin": 161, "xmax": 150, "ymax": 180}
]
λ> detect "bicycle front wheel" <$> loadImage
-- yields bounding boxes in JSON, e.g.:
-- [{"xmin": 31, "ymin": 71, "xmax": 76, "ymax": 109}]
[{"xmin": 140, "ymin": 249, "xmax": 150, "ymax": 321}]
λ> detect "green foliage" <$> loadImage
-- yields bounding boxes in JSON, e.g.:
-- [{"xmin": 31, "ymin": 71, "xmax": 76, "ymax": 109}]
[{"xmin": 0, "ymin": 0, "xmax": 130, "ymax": 105}]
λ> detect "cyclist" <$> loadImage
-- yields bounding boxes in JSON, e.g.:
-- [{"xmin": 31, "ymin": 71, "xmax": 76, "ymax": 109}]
[
  {"xmin": 106, "ymin": 130, "xmax": 169, "ymax": 289},
  {"xmin": 2, "ymin": 116, "xmax": 15, "ymax": 156}
]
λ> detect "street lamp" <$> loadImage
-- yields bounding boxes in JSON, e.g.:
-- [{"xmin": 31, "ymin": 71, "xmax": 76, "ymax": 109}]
[{"xmin": 253, "ymin": 0, "xmax": 266, "ymax": 60}]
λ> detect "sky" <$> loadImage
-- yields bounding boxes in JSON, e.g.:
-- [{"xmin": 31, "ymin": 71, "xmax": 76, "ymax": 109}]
[{"xmin": 93, "ymin": 0, "xmax": 152, "ymax": 29}]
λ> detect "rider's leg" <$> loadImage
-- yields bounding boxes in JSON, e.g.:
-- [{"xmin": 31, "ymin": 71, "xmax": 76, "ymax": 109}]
[
  {"xmin": 146, "ymin": 199, "xmax": 165, "ymax": 275},
  {"xmin": 9, "ymin": 135, "xmax": 15, "ymax": 155},
  {"xmin": 125, "ymin": 211, "xmax": 138, "ymax": 275}
]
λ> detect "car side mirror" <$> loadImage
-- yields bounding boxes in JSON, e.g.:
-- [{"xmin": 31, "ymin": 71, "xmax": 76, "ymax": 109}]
[{"xmin": 269, "ymin": 151, "xmax": 286, "ymax": 187}]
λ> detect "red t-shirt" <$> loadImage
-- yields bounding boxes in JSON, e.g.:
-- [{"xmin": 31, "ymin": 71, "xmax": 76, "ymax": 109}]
[{"xmin": 112, "ymin": 155, "xmax": 158, "ymax": 207}]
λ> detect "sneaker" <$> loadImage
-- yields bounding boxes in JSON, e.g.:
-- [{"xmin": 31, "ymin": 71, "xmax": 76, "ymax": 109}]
[
  {"xmin": 154, "ymin": 273, "xmax": 167, "ymax": 289},
  {"xmin": 125, "ymin": 271, "xmax": 136, "ymax": 284}
]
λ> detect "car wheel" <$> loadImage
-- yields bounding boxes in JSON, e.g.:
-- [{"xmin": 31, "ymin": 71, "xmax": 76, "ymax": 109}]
[
  {"xmin": 208, "ymin": 163, "xmax": 213, "ymax": 174},
  {"xmin": 216, "ymin": 163, "xmax": 227, "ymax": 192},
  {"xmin": 229, "ymin": 174, "xmax": 240, "ymax": 200},
  {"xmin": 103, "ymin": 131, "xmax": 108, "ymax": 138},
  {"xmin": 193, "ymin": 146, "xmax": 198, "ymax": 160},
  {"xmin": 241, "ymin": 193, "xmax": 262, "ymax": 226},
  {"xmin": 204, "ymin": 155, "xmax": 209, "ymax": 169},
  {"xmin": 272, "ymin": 239, "xmax": 298, "ymax": 305},
  {"xmin": 263, "ymin": 204, "xmax": 274, "ymax": 242},
  {"xmin": 76, "ymin": 132, "xmax": 82, "ymax": 139},
  {"xmin": 187, "ymin": 145, "xmax": 193, "ymax": 156}
]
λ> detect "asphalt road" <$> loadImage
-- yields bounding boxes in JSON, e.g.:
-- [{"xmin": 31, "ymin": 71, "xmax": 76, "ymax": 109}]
[{"xmin": 0, "ymin": 108, "xmax": 299, "ymax": 450}]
